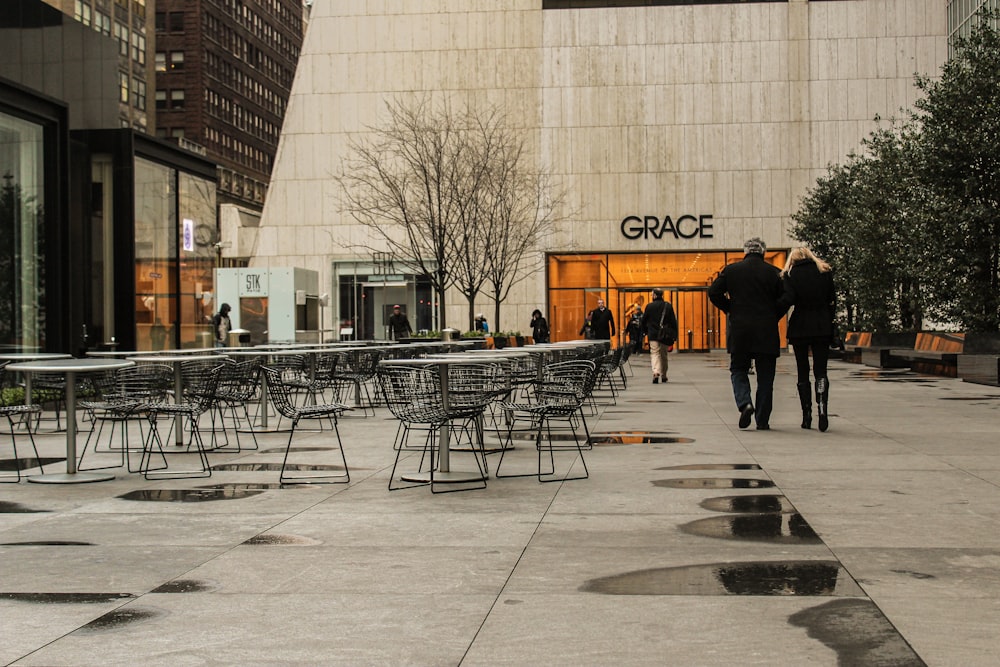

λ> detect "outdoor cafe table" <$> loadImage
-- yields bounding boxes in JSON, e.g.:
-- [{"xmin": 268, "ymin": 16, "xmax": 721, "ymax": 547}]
[
  {"xmin": 6, "ymin": 357, "xmax": 134, "ymax": 483},
  {"xmin": 226, "ymin": 346, "xmax": 364, "ymax": 431},
  {"xmin": 379, "ymin": 355, "xmax": 518, "ymax": 484},
  {"xmin": 126, "ymin": 354, "xmax": 228, "ymax": 445},
  {"xmin": 0, "ymin": 352, "xmax": 73, "ymax": 427}
]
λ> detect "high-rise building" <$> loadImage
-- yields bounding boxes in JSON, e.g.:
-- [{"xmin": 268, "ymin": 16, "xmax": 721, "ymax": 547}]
[
  {"xmin": 154, "ymin": 0, "xmax": 304, "ymax": 214},
  {"xmin": 41, "ymin": 0, "xmax": 154, "ymax": 131}
]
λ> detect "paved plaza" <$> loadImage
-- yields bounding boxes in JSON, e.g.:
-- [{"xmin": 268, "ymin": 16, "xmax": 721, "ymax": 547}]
[{"xmin": 2, "ymin": 352, "xmax": 999, "ymax": 666}]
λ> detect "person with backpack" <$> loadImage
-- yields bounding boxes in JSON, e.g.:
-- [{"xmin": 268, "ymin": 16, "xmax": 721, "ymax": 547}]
[{"xmin": 640, "ymin": 288, "xmax": 677, "ymax": 384}]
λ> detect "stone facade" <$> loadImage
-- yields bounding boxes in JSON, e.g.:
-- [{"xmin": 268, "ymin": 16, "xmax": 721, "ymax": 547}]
[{"xmin": 255, "ymin": 0, "xmax": 947, "ymax": 331}]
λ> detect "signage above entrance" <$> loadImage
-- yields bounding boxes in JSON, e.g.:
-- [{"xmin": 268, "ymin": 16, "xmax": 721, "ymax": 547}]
[{"xmin": 620, "ymin": 215, "xmax": 714, "ymax": 240}]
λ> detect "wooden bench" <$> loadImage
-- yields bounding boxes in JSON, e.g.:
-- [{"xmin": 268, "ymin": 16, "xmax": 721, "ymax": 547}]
[
  {"xmin": 843, "ymin": 331, "xmax": 916, "ymax": 368},
  {"xmin": 887, "ymin": 332, "xmax": 964, "ymax": 377}
]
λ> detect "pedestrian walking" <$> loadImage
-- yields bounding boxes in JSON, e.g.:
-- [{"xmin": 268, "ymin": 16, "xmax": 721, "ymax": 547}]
[
  {"xmin": 530, "ymin": 309, "xmax": 550, "ymax": 343},
  {"xmin": 778, "ymin": 246, "xmax": 836, "ymax": 431},
  {"xmin": 708, "ymin": 237, "xmax": 783, "ymax": 430},
  {"xmin": 583, "ymin": 298, "xmax": 616, "ymax": 341},
  {"xmin": 212, "ymin": 303, "xmax": 232, "ymax": 348},
  {"xmin": 387, "ymin": 304, "xmax": 412, "ymax": 340},
  {"xmin": 627, "ymin": 304, "xmax": 644, "ymax": 354},
  {"xmin": 641, "ymin": 288, "xmax": 678, "ymax": 384}
]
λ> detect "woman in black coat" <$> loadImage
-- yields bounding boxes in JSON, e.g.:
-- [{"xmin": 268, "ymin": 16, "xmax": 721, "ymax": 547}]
[
  {"xmin": 530, "ymin": 309, "xmax": 549, "ymax": 343},
  {"xmin": 779, "ymin": 247, "xmax": 835, "ymax": 431}
]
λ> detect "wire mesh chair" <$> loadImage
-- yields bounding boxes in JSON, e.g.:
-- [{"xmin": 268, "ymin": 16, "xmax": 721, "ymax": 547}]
[
  {"xmin": 140, "ymin": 362, "xmax": 223, "ymax": 479},
  {"xmin": 0, "ymin": 365, "xmax": 45, "ymax": 482},
  {"xmin": 496, "ymin": 359, "xmax": 595, "ymax": 482},
  {"xmin": 78, "ymin": 363, "xmax": 174, "ymax": 472},
  {"xmin": 261, "ymin": 365, "xmax": 350, "ymax": 485},
  {"xmin": 331, "ymin": 348, "xmax": 382, "ymax": 416},
  {"xmin": 594, "ymin": 347, "xmax": 626, "ymax": 404},
  {"xmin": 377, "ymin": 363, "xmax": 486, "ymax": 493},
  {"xmin": 209, "ymin": 357, "xmax": 262, "ymax": 451}
]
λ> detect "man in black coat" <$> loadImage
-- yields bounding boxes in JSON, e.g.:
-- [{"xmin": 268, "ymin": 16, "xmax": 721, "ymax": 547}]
[
  {"xmin": 708, "ymin": 237, "xmax": 783, "ymax": 430},
  {"xmin": 585, "ymin": 298, "xmax": 616, "ymax": 341},
  {"xmin": 640, "ymin": 288, "xmax": 678, "ymax": 383}
]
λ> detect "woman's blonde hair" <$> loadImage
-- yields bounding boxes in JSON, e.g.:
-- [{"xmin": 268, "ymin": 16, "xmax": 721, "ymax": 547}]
[{"xmin": 781, "ymin": 247, "xmax": 831, "ymax": 276}]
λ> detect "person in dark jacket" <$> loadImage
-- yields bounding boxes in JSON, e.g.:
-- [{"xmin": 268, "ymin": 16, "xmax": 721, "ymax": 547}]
[
  {"xmin": 387, "ymin": 305, "xmax": 412, "ymax": 340},
  {"xmin": 778, "ymin": 247, "xmax": 836, "ymax": 431},
  {"xmin": 640, "ymin": 288, "xmax": 678, "ymax": 383},
  {"xmin": 530, "ymin": 309, "xmax": 549, "ymax": 343},
  {"xmin": 708, "ymin": 237, "xmax": 783, "ymax": 430},
  {"xmin": 582, "ymin": 298, "xmax": 616, "ymax": 340}
]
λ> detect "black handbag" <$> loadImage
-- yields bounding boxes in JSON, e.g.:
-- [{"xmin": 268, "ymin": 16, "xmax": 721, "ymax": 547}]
[{"xmin": 655, "ymin": 303, "xmax": 675, "ymax": 345}]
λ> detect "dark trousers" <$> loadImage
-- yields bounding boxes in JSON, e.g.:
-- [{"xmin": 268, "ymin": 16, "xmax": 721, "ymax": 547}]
[
  {"xmin": 730, "ymin": 353, "xmax": 777, "ymax": 427},
  {"xmin": 792, "ymin": 339, "xmax": 830, "ymax": 384}
]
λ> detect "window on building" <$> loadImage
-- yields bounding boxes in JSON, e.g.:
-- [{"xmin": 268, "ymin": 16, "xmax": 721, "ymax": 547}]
[
  {"xmin": 132, "ymin": 78, "xmax": 146, "ymax": 111},
  {"xmin": 170, "ymin": 90, "xmax": 185, "ymax": 109},
  {"xmin": 170, "ymin": 52, "xmax": 185, "ymax": 70},
  {"xmin": 115, "ymin": 21, "xmax": 129, "ymax": 56},
  {"xmin": 170, "ymin": 128, "xmax": 185, "ymax": 139},
  {"xmin": 96, "ymin": 11, "xmax": 112, "ymax": 35},
  {"xmin": 155, "ymin": 90, "xmax": 167, "ymax": 110},
  {"xmin": 75, "ymin": 1, "xmax": 92, "ymax": 26},
  {"xmin": 119, "ymin": 71, "xmax": 129, "ymax": 104},
  {"xmin": 155, "ymin": 11, "xmax": 166, "ymax": 31},
  {"xmin": 168, "ymin": 12, "xmax": 184, "ymax": 32},
  {"xmin": 132, "ymin": 33, "xmax": 146, "ymax": 65},
  {"xmin": 155, "ymin": 52, "xmax": 167, "ymax": 72}
]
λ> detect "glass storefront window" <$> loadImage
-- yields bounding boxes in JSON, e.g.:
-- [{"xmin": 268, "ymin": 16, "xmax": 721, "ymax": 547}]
[
  {"xmin": 134, "ymin": 158, "xmax": 176, "ymax": 350},
  {"xmin": 178, "ymin": 171, "xmax": 217, "ymax": 348},
  {"xmin": 0, "ymin": 111, "xmax": 45, "ymax": 352},
  {"xmin": 548, "ymin": 251, "xmax": 787, "ymax": 351},
  {"xmin": 133, "ymin": 157, "xmax": 217, "ymax": 350}
]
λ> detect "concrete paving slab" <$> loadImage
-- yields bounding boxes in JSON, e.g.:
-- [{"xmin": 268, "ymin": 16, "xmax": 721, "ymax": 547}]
[{"xmin": 2, "ymin": 353, "xmax": 999, "ymax": 664}]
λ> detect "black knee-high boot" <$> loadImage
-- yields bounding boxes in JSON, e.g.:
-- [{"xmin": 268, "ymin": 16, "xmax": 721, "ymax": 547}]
[
  {"xmin": 797, "ymin": 382, "xmax": 812, "ymax": 429},
  {"xmin": 815, "ymin": 378, "xmax": 829, "ymax": 432}
]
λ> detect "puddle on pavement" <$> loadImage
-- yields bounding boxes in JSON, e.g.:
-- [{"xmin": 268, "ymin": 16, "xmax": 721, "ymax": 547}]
[
  {"xmin": 789, "ymin": 599, "xmax": 926, "ymax": 666},
  {"xmin": 0, "ymin": 540, "xmax": 93, "ymax": 546},
  {"xmin": 198, "ymin": 483, "xmax": 300, "ymax": 491},
  {"xmin": 151, "ymin": 580, "xmax": 214, "ymax": 593},
  {"xmin": 847, "ymin": 370, "xmax": 931, "ymax": 383},
  {"xmin": 0, "ymin": 457, "xmax": 65, "ymax": 471},
  {"xmin": 700, "ymin": 494, "xmax": 796, "ymax": 514},
  {"xmin": 940, "ymin": 396, "xmax": 1000, "ymax": 401},
  {"xmin": 592, "ymin": 430, "xmax": 677, "ymax": 436},
  {"xmin": 680, "ymin": 513, "xmax": 821, "ymax": 544},
  {"xmin": 591, "ymin": 435, "xmax": 695, "ymax": 446},
  {"xmin": 0, "ymin": 501, "xmax": 50, "ymax": 513},
  {"xmin": 78, "ymin": 607, "xmax": 161, "ymax": 632},
  {"xmin": 117, "ymin": 488, "xmax": 265, "ymax": 502},
  {"xmin": 653, "ymin": 477, "xmax": 775, "ymax": 489},
  {"xmin": 242, "ymin": 533, "xmax": 321, "ymax": 546},
  {"xmin": 581, "ymin": 560, "xmax": 862, "ymax": 596},
  {"xmin": 658, "ymin": 463, "xmax": 761, "ymax": 471},
  {"xmin": 210, "ymin": 463, "xmax": 346, "ymax": 472},
  {"xmin": 258, "ymin": 446, "xmax": 333, "ymax": 453},
  {"xmin": 0, "ymin": 592, "xmax": 134, "ymax": 604}
]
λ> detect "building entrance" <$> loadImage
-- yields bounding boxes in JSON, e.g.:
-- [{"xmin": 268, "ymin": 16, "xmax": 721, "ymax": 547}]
[{"xmin": 548, "ymin": 250, "xmax": 787, "ymax": 350}]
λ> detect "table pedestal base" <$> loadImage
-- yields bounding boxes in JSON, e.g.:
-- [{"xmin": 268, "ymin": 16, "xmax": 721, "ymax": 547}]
[
  {"xmin": 28, "ymin": 472, "xmax": 116, "ymax": 484},
  {"xmin": 400, "ymin": 470, "xmax": 485, "ymax": 484}
]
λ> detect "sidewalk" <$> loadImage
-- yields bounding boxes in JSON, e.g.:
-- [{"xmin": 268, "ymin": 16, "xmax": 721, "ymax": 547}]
[{"xmin": 1, "ymin": 352, "xmax": 999, "ymax": 666}]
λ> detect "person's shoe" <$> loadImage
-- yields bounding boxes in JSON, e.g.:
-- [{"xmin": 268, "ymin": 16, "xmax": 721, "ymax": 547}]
[
  {"xmin": 652, "ymin": 376, "xmax": 659, "ymax": 384},
  {"xmin": 661, "ymin": 376, "xmax": 668, "ymax": 383},
  {"xmin": 738, "ymin": 404, "xmax": 754, "ymax": 429},
  {"xmin": 756, "ymin": 424, "xmax": 770, "ymax": 431}
]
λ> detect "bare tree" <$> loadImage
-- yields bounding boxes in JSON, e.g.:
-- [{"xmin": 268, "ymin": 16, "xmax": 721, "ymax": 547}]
[
  {"xmin": 338, "ymin": 96, "xmax": 569, "ymax": 333},
  {"xmin": 337, "ymin": 97, "xmax": 468, "ymax": 328},
  {"xmin": 482, "ymin": 146, "xmax": 567, "ymax": 333}
]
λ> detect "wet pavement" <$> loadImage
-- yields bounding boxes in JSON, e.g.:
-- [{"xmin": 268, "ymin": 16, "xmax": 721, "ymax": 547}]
[{"xmin": 0, "ymin": 351, "xmax": 998, "ymax": 665}]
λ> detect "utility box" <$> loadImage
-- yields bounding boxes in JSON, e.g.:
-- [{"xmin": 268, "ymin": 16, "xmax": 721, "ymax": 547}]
[{"xmin": 214, "ymin": 267, "xmax": 320, "ymax": 344}]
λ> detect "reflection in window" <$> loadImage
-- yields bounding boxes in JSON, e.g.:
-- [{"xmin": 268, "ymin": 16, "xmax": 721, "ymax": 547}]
[
  {"xmin": 0, "ymin": 111, "xmax": 46, "ymax": 351},
  {"xmin": 134, "ymin": 158, "xmax": 176, "ymax": 350}
]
